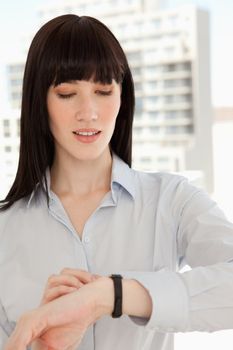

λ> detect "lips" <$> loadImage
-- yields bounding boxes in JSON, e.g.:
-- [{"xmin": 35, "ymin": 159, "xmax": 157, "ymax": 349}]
[
  {"xmin": 72, "ymin": 129, "xmax": 102, "ymax": 143},
  {"xmin": 72, "ymin": 128, "xmax": 101, "ymax": 136}
]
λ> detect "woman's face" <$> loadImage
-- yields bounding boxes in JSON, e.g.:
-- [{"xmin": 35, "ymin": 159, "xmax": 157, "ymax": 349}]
[{"xmin": 47, "ymin": 79, "xmax": 121, "ymax": 162}]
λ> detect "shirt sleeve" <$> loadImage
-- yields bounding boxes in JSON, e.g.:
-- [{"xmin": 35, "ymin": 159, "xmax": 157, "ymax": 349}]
[
  {"xmin": 120, "ymin": 178, "xmax": 233, "ymax": 333},
  {"xmin": 0, "ymin": 299, "xmax": 15, "ymax": 348}
]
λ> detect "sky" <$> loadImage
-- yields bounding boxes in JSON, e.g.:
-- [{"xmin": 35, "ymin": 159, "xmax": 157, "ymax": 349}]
[{"xmin": 0, "ymin": 0, "xmax": 233, "ymax": 107}]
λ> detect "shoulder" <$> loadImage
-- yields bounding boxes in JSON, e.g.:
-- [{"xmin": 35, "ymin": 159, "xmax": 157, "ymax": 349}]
[
  {"xmin": 0, "ymin": 197, "xmax": 29, "ymax": 239},
  {"xmin": 131, "ymin": 167, "xmax": 205, "ymax": 208},
  {"xmin": 131, "ymin": 167, "xmax": 190, "ymax": 192}
]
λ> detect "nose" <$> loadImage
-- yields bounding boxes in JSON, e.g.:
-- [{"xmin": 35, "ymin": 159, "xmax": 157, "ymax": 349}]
[{"xmin": 75, "ymin": 97, "xmax": 98, "ymax": 122}]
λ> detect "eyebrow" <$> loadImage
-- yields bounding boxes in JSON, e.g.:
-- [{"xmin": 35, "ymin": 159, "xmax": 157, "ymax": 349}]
[{"xmin": 57, "ymin": 80, "xmax": 114, "ymax": 87}]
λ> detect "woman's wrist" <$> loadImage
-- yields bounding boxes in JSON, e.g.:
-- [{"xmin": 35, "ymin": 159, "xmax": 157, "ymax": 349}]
[
  {"xmin": 92, "ymin": 276, "xmax": 133, "ymax": 318},
  {"xmin": 92, "ymin": 276, "xmax": 115, "ymax": 318},
  {"xmin": 91, "ymin": 275, "xmax": 152, "ymax": 320}
]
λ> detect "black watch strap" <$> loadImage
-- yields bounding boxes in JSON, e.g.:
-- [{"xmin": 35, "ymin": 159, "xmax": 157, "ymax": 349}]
[{"xmin": 110, "ymin": 274, "xmax": 123, "ymax": 318}]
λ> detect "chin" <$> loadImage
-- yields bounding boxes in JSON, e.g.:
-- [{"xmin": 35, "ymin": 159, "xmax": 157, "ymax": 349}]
[{"xmin": 73, "ymin": 148, "xmax": 110, "ymax": 162}]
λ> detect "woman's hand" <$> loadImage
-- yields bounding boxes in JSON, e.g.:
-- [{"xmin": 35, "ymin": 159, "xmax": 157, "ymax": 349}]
[
  {"xmin": 5, "ymin": 273, "xmax": 112, "ymax": 350},
  {"xmin": 40, "ymin": 268, "xmax": 100, "ymax": 305},
  {"xmin": 30, "ymin": 268, "xmax": 100, "ymax": 350},
  {"xmin": 5, "ymin": 286, "xmax": 93, "ymax": 350}
]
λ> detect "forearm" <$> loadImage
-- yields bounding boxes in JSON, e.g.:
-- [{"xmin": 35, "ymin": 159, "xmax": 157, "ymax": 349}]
[{"xmin": 122, "ymin": 278, "xmax": 152, "ymax": 318}]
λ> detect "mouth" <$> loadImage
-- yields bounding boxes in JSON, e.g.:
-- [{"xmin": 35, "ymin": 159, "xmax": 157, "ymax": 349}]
[
  {"xmin": 72, "ymin": 130, "xmax": 101, "ymax": 136},
  {"xmin": 72, "ymin": 129, "xmax": 102, "ymax": 144}
]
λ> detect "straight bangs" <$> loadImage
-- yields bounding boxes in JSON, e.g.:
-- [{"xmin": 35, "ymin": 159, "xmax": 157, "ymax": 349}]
[{"xmin": 42, "ymin": 16, "xmax": 126, "ymax": 88}]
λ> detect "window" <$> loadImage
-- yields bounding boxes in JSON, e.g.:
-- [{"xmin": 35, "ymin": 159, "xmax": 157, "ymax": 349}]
[
  {"xmin": 8, "ymin": 64, "xmax": 24, "ymax": 74},
  {"xmin": 176, "ymin": 94, "xmax": 192, "ymax": 103},
  {"xmin": 148, "ymin": 111, "xmax": 160, "ymax": 119},
  {"xmin": 182, "ymin": 78, "xmax": 192, "ymax": 87},
  {"xmin": 3, "ymin": 119, "xmax": 10, "ymax": 127},
  {"xmin": 145, "ymin": 96, "xmax": 159, "ymax": 106},
  {"xmin": 127, "ymin": 51, "xmax": 141, "ymax": 63},
  {"xmin": 164, "ymin": 95, "xmax": 174, "ymax": 103},
  {"xmin": 4, "ymin": 146, "xmax": 12, "ymax": 152},
  {"xmin": 165, "ymin": 125, "xmax": 193, "ymax": 134},
  {"xmin": 134, "ymin": 82, "xmax": 142, "ymax": 92},
  {"xmin": 17, "ymin": 118, "xmax": 20, "ymax": 136},
  {"xmin": 141, "ymin": 156, "xmax": 151, "ymax": 163},
  {"xmin": 150, "ymin": 126, "xmax": 160, "ymax": 133},
  {"xmin": 11, "ymin": 79, "xmax": 22, "ymax": 86},
  {"xmin": 144, "ymin": 81, "xmax": 158, "ymax": 90},
  {"xmin": 135, "ymin": 97, "xmax": 143, "ymax": 113},
  {"xmin": 177, "ymin": 61, "xmax": 191, "ymax": 71},
  {"xmin": 164, "ymin": 79, "xmax": 177, "ymax": 88},
  {"xmin": 133, "ymin": 127, "xmax": 143, "ymax": 135},
  {"xmin": 164, "ymin": 63, "xmax": 176, "ymax": 72},
  {"xmin": 144, "ymin": 65, "xmax": 161, "ymax": 75},
  {"xmin": 3, "ymin": 119, "xmax": 10, "ymax": 137},
  {"xmin": 132, "ymin": 67, "xmax": 141, "ymax": 76},
  {"xmin": 165, "ymin": 111, "xmax": 177, "ymax": 119}
]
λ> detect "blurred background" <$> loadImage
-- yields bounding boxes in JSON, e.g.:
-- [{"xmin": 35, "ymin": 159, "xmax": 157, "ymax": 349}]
[{"xmin": 0, "ymin": 0, "xmax": 233, "ymax": 348}]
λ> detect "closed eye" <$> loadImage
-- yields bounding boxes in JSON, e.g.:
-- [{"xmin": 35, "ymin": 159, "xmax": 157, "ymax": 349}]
[
  {"xmin": 57, "ymin": 93, "xmax": 76, "ymax": 99},
  {"xmin": 97, "ymin": 90, "xmax": 112, "ymax": 96}
]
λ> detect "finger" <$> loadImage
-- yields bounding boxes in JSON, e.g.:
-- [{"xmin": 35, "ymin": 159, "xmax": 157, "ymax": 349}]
[
  {"xmin": 5, "ymin": 322, "xmax": 30, "ymax": 350},
  {"xmin": 92, "ymin": 274, "xmax": 101, "ymax": 280},
  {"xmin": 41, "ymin": 286, "xmax": 79, "ymax": 305},
  {"xmin": 46, "ymin": 274, "xmax": 83, "ymax": 289},
  {"xmin": 60, "ymin": 268, "xmax": 97, "ymax": 283},
  {"xmin": 5, "ymin": 335, "xmax": 27, "ymax": 350},
  {"xmin": 5, "ymin": 311, "xmax": 46, "ymax": 350}
]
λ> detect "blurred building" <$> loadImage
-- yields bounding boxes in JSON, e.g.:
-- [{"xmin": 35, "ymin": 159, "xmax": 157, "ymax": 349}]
[
  {"xmin": 1, "ymin": 0, "xmax": 213, "ymax": 196},
  {"xmin": 212, "ymin": 107, "xmax": 233, "ymax": 221},
  {"xmin": 7, "ymin": 63, "xmax": 24, "ymax": 109},
  {"xmin": 0, "ymin": 110, "xmax": 20, "ymax": 195}
]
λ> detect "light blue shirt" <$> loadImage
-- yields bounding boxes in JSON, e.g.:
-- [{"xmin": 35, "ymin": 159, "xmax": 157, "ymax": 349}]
[{"xmin": 1, "ymin": 153, "xmax": 233, "ymax": 349}]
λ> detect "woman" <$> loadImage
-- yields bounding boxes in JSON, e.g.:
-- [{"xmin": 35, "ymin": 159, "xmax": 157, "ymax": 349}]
[{"xmin": 1, "ymin": 14, "xmax": 233, "ymax": 350}]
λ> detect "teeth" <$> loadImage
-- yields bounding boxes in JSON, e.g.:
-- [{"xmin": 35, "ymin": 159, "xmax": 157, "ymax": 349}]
[{"xmin": 75, "ymin": 131, "xmax": 99, "ymax": 136}]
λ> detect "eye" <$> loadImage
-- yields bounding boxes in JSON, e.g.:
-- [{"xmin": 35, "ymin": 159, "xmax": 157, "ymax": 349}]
[
  {"xmin": 97, "ymin": 90, "xmax": 112, "ymax": 96},
  {"xmin": 57, "ymin": 93, "xmax": 76, "ymax": 99}
]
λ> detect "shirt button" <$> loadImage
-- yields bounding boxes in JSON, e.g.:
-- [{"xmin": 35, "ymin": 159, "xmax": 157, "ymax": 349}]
[{"xmin": 84, "ymin": 237, "xmax": 90, "ymax": 244}]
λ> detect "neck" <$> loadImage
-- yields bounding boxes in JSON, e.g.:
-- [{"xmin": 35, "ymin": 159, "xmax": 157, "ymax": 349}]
[{"xmin": 50, "ymin": 148, "xmax": 113, "ymax": 197}]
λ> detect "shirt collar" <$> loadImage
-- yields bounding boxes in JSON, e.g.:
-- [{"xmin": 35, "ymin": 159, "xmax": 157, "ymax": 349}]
[
  {"xmin": 111, "ymin": 152, "xmax": 135, "ymax": 200},
  {"xmin": 27, "ymin": 152, "xmax": 135, "ymax": 207},
  {"xmin": 26, "ymin": 169, "xmax": 52, "ymax": 208}
]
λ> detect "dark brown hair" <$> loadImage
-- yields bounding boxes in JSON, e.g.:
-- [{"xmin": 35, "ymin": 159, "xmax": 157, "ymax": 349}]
[{"xmin": 0, "ymin": 14, "xmax": 135, "ymax": 210}]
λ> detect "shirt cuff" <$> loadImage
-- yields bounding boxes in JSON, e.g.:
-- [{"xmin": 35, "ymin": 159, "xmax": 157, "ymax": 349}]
[{"xmin": 119, "ymin": 269, "xmax": 189, "ymax": 332}]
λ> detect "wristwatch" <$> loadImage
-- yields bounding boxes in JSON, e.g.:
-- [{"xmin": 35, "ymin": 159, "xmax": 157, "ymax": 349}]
[{"xmin": 110, "ymin": 274, "xmax": 123, "ymax": 318}]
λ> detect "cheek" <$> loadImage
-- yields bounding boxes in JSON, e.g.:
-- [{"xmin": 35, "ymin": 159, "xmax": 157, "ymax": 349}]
[
  {"xmin": 48, "ymin": 112, "xmax": 64, "ymax": 137},
  {"xmin": 104, "ymin": 97, "xmax": 121, "ymax": 120},
  {"xmin": 47, "ymin": 95, "xmax": 70, "ymax": 127},
  {"xmin": 48, "ymin": 105, "xmax": 68, "ymax": 131}
]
